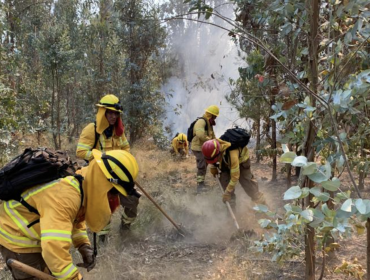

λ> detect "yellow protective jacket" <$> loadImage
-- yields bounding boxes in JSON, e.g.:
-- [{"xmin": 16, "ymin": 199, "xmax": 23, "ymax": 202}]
[
  {"xmin": 191, "ymin": 112, "xmax": 216, "ymax": 151},
  {"xmin": 210, "ymin": 139, "xmax": 250, "ymax": 191},
  {"xmin": 171, "ymin": 136, "xmax": 189, "ymax": 155},
  {"xmin": 76, "ymin": 107, "xmax": 130, "ymax": 161},
  {"xmin": 0, "ymin": 176, "xmax": 88, "ymax": 280}
]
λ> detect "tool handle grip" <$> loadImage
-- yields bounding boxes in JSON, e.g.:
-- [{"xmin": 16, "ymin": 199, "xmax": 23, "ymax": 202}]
[{"xmin": 7, "ymin": 259, "xmax": 56, "ymax": 280}]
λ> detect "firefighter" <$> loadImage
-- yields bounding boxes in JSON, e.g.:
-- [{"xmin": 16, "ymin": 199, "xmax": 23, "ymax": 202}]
[
  {"xmin": 0, "ymin": 149, "xmax": 139, "ymax": 280},
  {"xmin": 170, "ymin": 133, "xmax": 189, "ymax": 158},
  {"xmin": 76, "ymin": 94, "xmax": 139, "ymax": 241},
  {"xmin": 202, "ymin": 139, "xmax": 265, "ymax": 208},
  {"xmin": 191, "ymin": 105, "xmax": 219, "ymax": 193}
]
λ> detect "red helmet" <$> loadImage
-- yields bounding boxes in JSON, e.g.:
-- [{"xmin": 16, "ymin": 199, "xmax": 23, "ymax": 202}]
[{"xmin": 202, "ymin": 139, "xmax": 221, "ymax": 164}]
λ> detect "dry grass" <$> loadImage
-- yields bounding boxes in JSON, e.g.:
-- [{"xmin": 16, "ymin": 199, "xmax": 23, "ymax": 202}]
[{"xmin": 1, "ymin": 137, "xmax": 366, "ymax": 279}]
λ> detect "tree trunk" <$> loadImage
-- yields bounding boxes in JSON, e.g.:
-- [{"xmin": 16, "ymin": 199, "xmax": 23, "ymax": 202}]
[
  {"xmin": 51, "ymin": 70, "xmax": 58, "ymax": 149},
  {"xmin": 367, "ymin": 219, "xmax": 370, "ymax": 280},
  {"xmin": 359, "ymin": 141, "xmax": 366, "ymax": 190},
  {"xmin": 305, "ymin": 220, "xmax": 316, "ymax": 280},
  {"xmin": 256, "ymin": 117, "xmax": 261, "ymax": 163},
  {"xmin": 56, "ymin": 74, "xmax": 61, "ymax": 149},
  {"xmin": 304, "ymin": 0, "xmax": 319, "ymax": 278},
  {"xmin": 271, "ymin": 98, "xmax": 277, "ymax": 181},
  {"xmin": 128, "ymin": 0, "xmax": 138, "ymax": 145}
]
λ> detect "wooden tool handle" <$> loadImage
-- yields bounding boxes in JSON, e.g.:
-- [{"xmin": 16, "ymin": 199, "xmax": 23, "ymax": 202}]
[{"xmin": 7, "ymin": 258, "xmax": 56, "ymax": 280}]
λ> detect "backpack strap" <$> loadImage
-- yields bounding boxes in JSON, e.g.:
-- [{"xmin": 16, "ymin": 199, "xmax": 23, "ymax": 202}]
[
  {"xmin": 23, "ymin": 175, "xmax": 85, "ymax": 228},
  {"xmin": 18, "ymin": 197, "xmax": 39, "ymax": 215},
  {"xmin": 199, "ymin": 117, "xmax": 209, "ymax": 135},
  {"xmin": 222, "ymin": 148, "xmax": 242, "ymax": 172},
  {"xmin": 17, "ymin": 197, "xmax": 41, "ymax": 228},
  {"xmin": 74, "ymin": 175, "xmax": 84, "ymax": 210},
  {"xmin": 93, "ymin": 122, "xmax": 102, "ymax": 150}
]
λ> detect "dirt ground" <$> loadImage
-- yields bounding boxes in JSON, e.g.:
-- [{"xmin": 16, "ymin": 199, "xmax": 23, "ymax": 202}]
[{"xmin": 0, "ymin": 143, "xmax": 368, "ymax": 279}]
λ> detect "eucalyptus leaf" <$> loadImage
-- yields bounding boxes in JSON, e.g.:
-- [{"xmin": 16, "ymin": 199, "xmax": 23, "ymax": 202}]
[
  {"xmin": 308, "ymin": 171, "xmax": 327, "ymax": 183},
  {"xmin": 254, "ymin": 204, "xmax": 269, "ymax": 213},
  {"xmin": 291, "ymin": 156, "xmax": 307, "ymax": 167},
  {"xmin": 282, "ymin": 144, "xmax": 289, "ymax": 153},
  {"xmin": 284, "ymin": 186, "xmax": 302, "ymax": 200},
  {"xmin": 344, "ymin": 31, "xmax": 352, "ymax": 45},
  {"xmin": 259, "ymin": 219, "xmax": 272, "ymax": 228},
  {"xmin": 302, "ymin": 162, "xmax": 317, "ymax": 175},
  {"xmin": 336, "ymin": 155, "xmax": 344, "ymax": 168},
  {"xmin": 322, "ymin": 203, "xmax": 336, "ymax": 217},
  {"xmin": 301, "ymin": 209, "xmax": 314, "ymax": 222},
  {"xmin": 355, "ymin": 199, "xmax": 367, "ymax": 214},
  {"xmin": 300, "ymin": 187, "xmax": 310, "ymax": 199},
  {"xmin": 309, "ymin": 208, "xmax": 325, "ymax": 228},
  {"xmin": 280, "ymin": 152, "xmax": 297, "ymax": 163},
  {"xmin": 308, "ymin": 162, "xmax": 331, "ymax": 183},
  {"xmin": 309, "ymin": 186, "xmax": 323, "ymax": 197},
  {"xmin": 336, "ymin": 209, "xmax": 354, "ymax": 219},
  {"xmin": 321, "ymin": 177, "xmax": 340, "ymax": 191},
  {"xmin": 341, "ymin": 199, "xmax": 353, "ymax": 212},
  {"xmin": 336, "ymin": 191, "xmax": 350, "ymax": 200}
]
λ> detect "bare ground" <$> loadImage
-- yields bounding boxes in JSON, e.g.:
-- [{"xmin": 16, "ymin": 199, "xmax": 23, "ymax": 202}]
[{"xmin": 0, "ymin": 143, "xmax": 368, "ymax": 279}]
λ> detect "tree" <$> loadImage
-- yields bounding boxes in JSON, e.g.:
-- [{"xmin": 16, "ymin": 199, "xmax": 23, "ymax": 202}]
[
  {"xmin": 185, "ymin": 0, "xmax": 370, "ymax": 278},
  {"xmin": 114, "ymin": 0, "xmax": 167, "ymax": 144}
]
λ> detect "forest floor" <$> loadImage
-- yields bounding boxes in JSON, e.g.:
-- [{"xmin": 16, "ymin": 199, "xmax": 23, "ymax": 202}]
[{"xmin": 0, "ymin": 139, "xmax": 369, "ymax": 280}]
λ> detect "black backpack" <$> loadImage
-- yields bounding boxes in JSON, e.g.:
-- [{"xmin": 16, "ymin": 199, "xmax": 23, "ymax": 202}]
[
  {"xmin": 187, "ymin": 117, "xmax": 208, "ymax": 143},
  {"xmin": 220, "ymin": 127, "xmax": 251, "ymax": 150},
  {"xmin": 0, "ymin": 148, "xmax": 82, "ymax": 215}
]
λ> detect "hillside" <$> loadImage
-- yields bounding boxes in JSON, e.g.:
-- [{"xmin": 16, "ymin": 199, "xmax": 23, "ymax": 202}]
[{"xmin": 0, "ymin": 141, "xmax": 367, "ymax": 279}]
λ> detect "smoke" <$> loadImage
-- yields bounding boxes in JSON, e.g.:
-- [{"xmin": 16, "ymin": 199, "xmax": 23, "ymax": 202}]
[{"xmin": 162, "ymin": 3, "xmax": 250, "ymax": 138}]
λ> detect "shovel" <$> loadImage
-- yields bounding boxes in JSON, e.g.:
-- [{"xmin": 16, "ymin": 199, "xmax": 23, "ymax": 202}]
[
  {"xmin": 135, "ymin": 181, "xmax": 187, "ymax": 237},
  {"xmin": 215, "ymin": 176, "xmax": 240, "ymax": 230},
  {"xmin": 7, "ymin": 259, "xmax": 56, "ymax": 280}
]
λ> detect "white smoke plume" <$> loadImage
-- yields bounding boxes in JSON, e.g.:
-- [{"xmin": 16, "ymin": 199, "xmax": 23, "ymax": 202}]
[{"xmin": 162, "ymin": 3, "xmax": 250, "ymax": 138}]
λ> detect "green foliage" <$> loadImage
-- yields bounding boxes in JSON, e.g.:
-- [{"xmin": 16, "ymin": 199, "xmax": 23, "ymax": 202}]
[
  {"xmin": 184, "ymin": 0, "xmax": 213, "ymax": 19},
  {"xmin": 254, "ymin": 149, "xmax": 370, "ymax": 262},
  {"xmin": 0, "ymin": 0, "xmax": 169, "ymax": 150},
  {"xmin": 113, "ymin": 0, "xmax": 168, "ymax": 144}
]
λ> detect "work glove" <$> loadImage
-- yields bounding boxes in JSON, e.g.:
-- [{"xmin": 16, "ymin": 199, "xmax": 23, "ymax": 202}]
[
  {"xmin": 210, "ymin": 167, "xmax": 219, "ymax": 177},
  {"xmin": 222, "ymin": 190, "xmax": 232, "ymax": 203},
  {"xmin": 77, "ymin": 244, "xmax": 96, "ymax": 272}
]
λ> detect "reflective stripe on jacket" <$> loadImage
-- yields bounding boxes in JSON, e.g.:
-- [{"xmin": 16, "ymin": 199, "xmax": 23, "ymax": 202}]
[
  {"xmin": 76, "ymin": 122, "xmax": 130, "ymax": 161},
  {"xmin": 0, "ymin": 176, "xmax": 88, "ymax": 280}
]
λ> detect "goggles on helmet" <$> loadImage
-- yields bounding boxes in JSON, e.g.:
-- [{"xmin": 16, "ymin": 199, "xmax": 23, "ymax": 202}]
[
  {"xmin": 101, "ymin": 153, "xmax": 136, "ymax": 195},
  {"xmin": 99, "ymin": 102, "xmax": 123, "ymax": 111}
]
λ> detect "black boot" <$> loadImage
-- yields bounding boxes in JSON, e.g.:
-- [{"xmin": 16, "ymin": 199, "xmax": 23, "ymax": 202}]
[
  {"xmin": 120, "ymin": 221, "xmax": 131, "ymax": 232},
  {"xmin": 197, "ymin": 182, "xmax": 207, "ymax": 194}
]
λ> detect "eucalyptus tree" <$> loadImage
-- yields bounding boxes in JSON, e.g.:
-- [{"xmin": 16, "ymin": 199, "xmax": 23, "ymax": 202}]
[
  {"xmin": 186, "ymin": 0, "xmax": 370, "ymax": 278},
  {"xmin": 113, "ymin": 0, "xmax": 167, "ymax": 144}
]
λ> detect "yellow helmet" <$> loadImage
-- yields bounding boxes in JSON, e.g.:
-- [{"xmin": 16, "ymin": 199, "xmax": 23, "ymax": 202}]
[
  {"xmin": 177, "ymin": 133, "xmax": 187, "ymax": 144},
  {"xmin": 93, "ymin": 149, "xmax": 139, "ymax": 196},
  {"xmin": 205, "ymin": 105, "xmax": 219, "ymax": 117},
  {"xmin": 96, "ymin": 94, "xmax": 123, "ymax": 112}
]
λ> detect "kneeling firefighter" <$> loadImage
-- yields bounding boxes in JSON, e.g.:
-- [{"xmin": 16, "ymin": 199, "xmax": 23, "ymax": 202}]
[
  {"xmin": 170, "ymin": 133, "xmax": 189, "ymax": 158},
  {"xmin": 202, "ymin": 139, "xmax": 265, "ymax": 209},
  {"xmin": 0, "ymin": 149, "xmax": 139, "ymax": 280}
]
